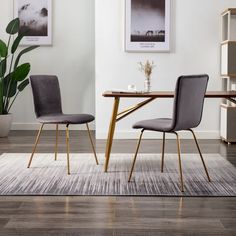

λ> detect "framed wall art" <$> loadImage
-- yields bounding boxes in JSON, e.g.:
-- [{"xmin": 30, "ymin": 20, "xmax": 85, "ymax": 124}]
[
  {"xmin": 125, "ymin": 0, "xmax": 171, "ymax": 52},
  {"xmin": 14, "ymin": 0, "xmax": 52, "ymax": 45}
]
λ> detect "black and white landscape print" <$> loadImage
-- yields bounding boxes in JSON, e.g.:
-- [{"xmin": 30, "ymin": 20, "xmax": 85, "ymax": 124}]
[
  {"xmin": 18, "ymin": 0, "xmax": 48, "ymax": 36},
  {"xmin": 131, "ymin": 0, "xmax": 165, "ymax": 42},
  {"xmin": 14, "ymin": 0, "xmax": 52, "ymax": 45},
  {"xmin": 125, "ymin": 0, "xmax": 170, "ymax": 52}
]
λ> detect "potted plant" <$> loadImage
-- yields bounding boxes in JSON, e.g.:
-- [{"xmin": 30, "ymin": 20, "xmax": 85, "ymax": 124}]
[{"xmin": 0, "ymin": 18, "xmax": 39, "ymax": 137}]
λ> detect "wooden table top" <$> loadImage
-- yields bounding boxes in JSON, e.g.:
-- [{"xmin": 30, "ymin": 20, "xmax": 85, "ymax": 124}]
[{"xmin": 103, "ymin": 91, "xmax": 236, "ymax": 98}]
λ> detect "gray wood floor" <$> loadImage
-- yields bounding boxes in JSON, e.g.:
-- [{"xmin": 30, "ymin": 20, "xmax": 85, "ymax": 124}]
[{"xmin": 0, "ymin": 130, "xmax": 235, "ymax": 236}]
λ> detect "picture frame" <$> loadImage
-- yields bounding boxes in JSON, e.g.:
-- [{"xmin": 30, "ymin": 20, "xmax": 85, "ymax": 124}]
[
  {"xmin": 125, "ymin": 0, "xmax": 171, "ymax": 52},
  {"xmin": 14, "ymin": 0, "xmax": 52, "ymax": 46}
]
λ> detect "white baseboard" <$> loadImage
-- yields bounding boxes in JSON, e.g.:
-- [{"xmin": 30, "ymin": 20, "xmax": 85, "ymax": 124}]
[
  {"xmin": 11, "ymin": 123, "xmax": 95, "ymax": 131},
  {"xmin": 96, "ymin": 130, "xmax": 220, "ymax": 140},
  {"xmin": 11, "ymin": 123, "xmax": 220, "ymax": 139}
]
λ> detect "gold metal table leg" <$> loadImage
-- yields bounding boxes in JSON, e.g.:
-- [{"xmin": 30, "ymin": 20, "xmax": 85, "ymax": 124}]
[
  {"xmin": 104, "ymin": 97, "xmax": 120, "ymax": 172},
  {"xmin": 128, "ymin": 130, "xmax": 144, "ymax": 182},
  {"xmin": 116, "ymin": 98, "xmax": 155, "ymax": 122},
  {"xmin": 104, "ymin": 97, "xmax": 155, "ymax": 172},
  {"xmin": 55, "ymin": 124, "xmax": 59, "ymax": 161},
  {"xmin": 27, "ymin": 124, "xmax": 44, "ymax": 168}
]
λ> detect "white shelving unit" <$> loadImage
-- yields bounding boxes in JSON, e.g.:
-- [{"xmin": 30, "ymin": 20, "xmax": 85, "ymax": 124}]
[{"xmin": 220, "ymin": 9, "xmax": 236, "ymax": 143}]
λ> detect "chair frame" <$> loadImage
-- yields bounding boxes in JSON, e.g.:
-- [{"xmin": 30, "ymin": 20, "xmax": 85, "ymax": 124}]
[
  {"xmin": 27, "ymin": 123, "xmax": 98, "ymax": 175},
  {"xmin": 128, "ymin": 129, "xmax": 211, "ymax": 192}
]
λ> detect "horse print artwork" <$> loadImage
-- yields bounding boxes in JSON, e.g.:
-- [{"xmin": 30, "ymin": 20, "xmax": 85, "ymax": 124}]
[
  {"xmin": 125, "ymin": 0, "xmax": 171, "ymax": 52},
  {"xmin": 131, "ymin": 0, "xmax": 165, "ymax": 42},
  {"xmin": 146, "ymin": 31, "xmax": 154, "ymax": 36}
]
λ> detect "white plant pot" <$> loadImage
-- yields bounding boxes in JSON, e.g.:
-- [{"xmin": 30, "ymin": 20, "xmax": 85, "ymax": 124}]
[{"xmin": 0, "ymin": 114, "xmax": 12, "ymax": 138}]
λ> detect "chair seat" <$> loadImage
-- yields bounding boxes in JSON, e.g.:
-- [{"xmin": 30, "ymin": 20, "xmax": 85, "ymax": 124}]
[
  {"xmin": 37, "ymin": 113, "xmax": 94, "ymax": 124},
  {"xmin": 133, "ymin": 118, "xmax": 173, "ymax": 132}
]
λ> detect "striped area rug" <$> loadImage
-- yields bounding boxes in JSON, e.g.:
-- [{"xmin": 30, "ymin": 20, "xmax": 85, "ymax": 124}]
[{"xmin": 0, "ymin": 153, "xmax": 235, "ymax": 196}]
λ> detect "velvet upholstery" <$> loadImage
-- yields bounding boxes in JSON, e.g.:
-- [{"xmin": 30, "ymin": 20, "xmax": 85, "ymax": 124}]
[
  {"xmin": 37, "ymin": 114, "xmax": 94, "ymax": 124},
  {"xmin": 133, "ymin": 75, "xmax": 209, "ymax": 132},
  {"xmin": 30, "ymin": 75, "xmax": 95, "ymax": 124}
]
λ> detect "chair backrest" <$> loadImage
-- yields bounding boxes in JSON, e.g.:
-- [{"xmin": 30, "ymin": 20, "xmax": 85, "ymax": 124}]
[
  {"xmin": 30, "ymin": 75, "xmax": 62, "ymax": 117},
  {"xmin": 171, "ymin": 74, "xmax": 209, "ymax": 131}
]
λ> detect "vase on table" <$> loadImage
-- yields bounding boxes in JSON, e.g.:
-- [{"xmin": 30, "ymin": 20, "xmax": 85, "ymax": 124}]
[
  {"xmin": 144, "ymin": 76, "xmax": 151, "ymax": 92},
  {"xmin": 138, "ymin": 60, "xmax": 155, "ymax": 93}
]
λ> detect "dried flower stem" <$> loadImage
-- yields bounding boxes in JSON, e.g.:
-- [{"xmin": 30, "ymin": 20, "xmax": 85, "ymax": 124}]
[{"xmin": 138, "ymin": 60, "xmax": 156, "ymax": 80}]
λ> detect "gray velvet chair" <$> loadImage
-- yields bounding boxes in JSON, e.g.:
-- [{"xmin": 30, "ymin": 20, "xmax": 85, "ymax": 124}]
[
  {"xmin": 28, "ymin": 75, "xmax": 98, "ymax": 175},
  {"xmin": 128, "ymin": 74, "xmax": 211, "ymax": 192}
]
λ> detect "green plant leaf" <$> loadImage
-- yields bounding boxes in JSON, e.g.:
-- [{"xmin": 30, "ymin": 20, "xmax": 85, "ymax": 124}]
[
  {"xmin": 11, "ymin": 34, "xmax": 24, "ymax": 54},
  {"xmin": 6, "ymin": 18, "xmax": 20, "ymax": 35},
  {"xmin": 18, "ymin": 78, "xmax": 29, "ymax": 91},
  {"xmin": 12, "ymin": 63, "xmax": 30, "ymax": 82},
  {"xmin": 6, "ymin": 81, "xmax": 17, "ymax": 98},
  {"xmin": 0, "ymin": 79, "xmax": 3, "ymax": 114},
  {"xmin": 14, "ymin": 46, "xmax": 39, "ymax": 69},
  {"xmin": 0, "ymin": 40, "xmax": 7, "ymax": 58},
  {"xmin": 3, "ymin": 73, "xmax": 11, "ymax": 95},
  {"xmin": 3, "ymin": 73, "xmax": 16, "ymax": 97},
  {"xmin": 9, "ymin": 81, "xmax": 17, "ymax": 97},
  {"xmin": 0, "ymin": 59, "xmax": 7, "ymax": 77}
]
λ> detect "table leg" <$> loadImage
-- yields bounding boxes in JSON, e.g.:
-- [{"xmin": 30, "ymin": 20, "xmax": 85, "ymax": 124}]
[
  {"xmin": 227, "ymin": 97, "xmax": 236, "ymax": 105},
  {"xmin": 104, "ymin": 97, "xmax": 120, "ymax": 172}
]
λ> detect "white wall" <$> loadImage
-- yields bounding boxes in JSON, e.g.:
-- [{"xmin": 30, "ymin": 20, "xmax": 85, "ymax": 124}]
[
  {"xmin": 2, "ymin": 0, "xmax": 236, "ymax": 137},
  {"xmin": 0, "ymin": 0, "xmax": 95, "ymax": 130},
  {"xmin": 95, "ymin": 0, "xmax": 236, "ymax": 139}
]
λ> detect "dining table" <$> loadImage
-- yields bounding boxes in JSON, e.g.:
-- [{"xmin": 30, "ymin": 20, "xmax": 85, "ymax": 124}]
[{"xmin": 102, "ymin": 90, "xmax": 236, "ymax": 172}]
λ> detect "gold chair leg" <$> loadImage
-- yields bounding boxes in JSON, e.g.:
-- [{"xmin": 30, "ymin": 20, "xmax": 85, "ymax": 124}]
[
  {"xmin": 161, "ymin": 132, "xmax": 166, "ymax": 173},
  {"xmin": 189, "ymin": 129, "xmax": 211, "ymax": 182},
  {"xmin": 55, "ymin": 124, "xmax": 59, "ymax": 161},
  {"xmin": 128, "ymin": 130, "xmax": 144, "ymax": 182},
  {"xmin": 66, "ymin": 124, "xmax": 71, "ymax": 175},
  {"xmin": 27, "ymin": 124, "xmax": 44, "ymax": 168},
  {"xmin": 173, "ymin": 132, "xmax": 184, "ymax": 192},
  {"xmin": 86, "ymin": 123, "xmax": 99, "ymax": 165}
]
